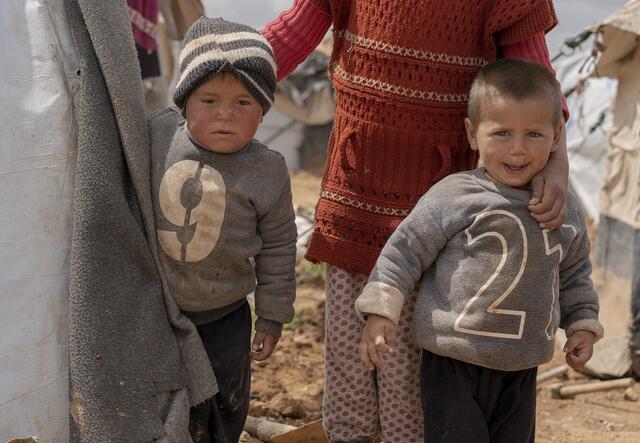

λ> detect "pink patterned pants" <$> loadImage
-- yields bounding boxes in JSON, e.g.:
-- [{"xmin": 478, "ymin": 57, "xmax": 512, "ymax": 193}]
[{"xmin": 323, "ymin": 265, "xmax": 424, "ymax": 442}]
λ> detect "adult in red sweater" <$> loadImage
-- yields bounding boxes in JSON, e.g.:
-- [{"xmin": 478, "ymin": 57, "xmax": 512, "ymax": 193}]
[{"xmin": 262, "ymin": 1, "xmax": 568, "ymax": 441}]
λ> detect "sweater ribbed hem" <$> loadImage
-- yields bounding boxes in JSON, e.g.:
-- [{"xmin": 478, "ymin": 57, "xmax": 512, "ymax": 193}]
[{"xmin": 305, "ymin": 230, "xmax": 379, "ymax": 276}]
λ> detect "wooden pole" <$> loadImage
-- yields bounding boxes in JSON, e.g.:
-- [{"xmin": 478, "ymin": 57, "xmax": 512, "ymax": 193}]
[
  {"xmin": 244, "ymin": 416, "xmax": 296, "ymax": 441},
  {"xmin": 552, "ymin": 378, "xmax": 635, "ymax": 399},
  {"xmin": 537, "ymin": 365, "xmax": 569, "ymax": 384}
]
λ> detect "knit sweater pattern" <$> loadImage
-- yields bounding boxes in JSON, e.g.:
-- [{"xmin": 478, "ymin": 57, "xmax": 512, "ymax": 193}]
[
  {"xmin": 304, "ymin": 0, "xmax": 558, "ymax": 274},
  {"xmin": 356, "ymin": 169, "xmax": 603, "ymax": 371}
]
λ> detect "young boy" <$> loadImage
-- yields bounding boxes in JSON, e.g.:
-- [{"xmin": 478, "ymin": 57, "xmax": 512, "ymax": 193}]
[
  {"xmin": 355, "ymin": 59, "xmax": 604, "ymax": 443},
  {"xmin": 147, "ymin": 17, "xmax": 297, "ymax": 442}
]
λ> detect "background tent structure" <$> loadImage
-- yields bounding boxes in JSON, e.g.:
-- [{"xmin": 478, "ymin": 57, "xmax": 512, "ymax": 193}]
[
  {"xmin": 552, "ymin": 0, "xmax": 640, "ymax": 378},
  {"xmin": 0, "ymin": 1, "xmax": 78, "ymax": 439},
  {"xmin": 590, "ymin": 0, "xmax": 640, "ymax": 378}
]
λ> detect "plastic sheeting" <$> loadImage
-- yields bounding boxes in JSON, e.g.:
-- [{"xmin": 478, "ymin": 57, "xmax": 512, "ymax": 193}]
[
  {"xmin": 587, "ymin": 2, "xmax": 640, "ymax": 378},
  {"xmin": 0, "ymin": 0, "xmax": 79, "ymax": 440},
  {"xmin": 555, "ymin": 1, "xmax": 640, "ymax": 378},
  {"xmin": 552, "ymin": 48, "xmax": 617, "ymax": 221}
]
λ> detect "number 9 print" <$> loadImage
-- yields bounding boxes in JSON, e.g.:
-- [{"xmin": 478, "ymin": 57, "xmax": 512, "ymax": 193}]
[{"xmin": 156, "ymin": 160, "xmax": 226, "ymax": 263}]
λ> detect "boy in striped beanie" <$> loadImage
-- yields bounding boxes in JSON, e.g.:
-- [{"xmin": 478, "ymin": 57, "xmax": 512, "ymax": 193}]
[{"xmin": 148, "ymin": 17, "xmax": 296, "ymax": 442}]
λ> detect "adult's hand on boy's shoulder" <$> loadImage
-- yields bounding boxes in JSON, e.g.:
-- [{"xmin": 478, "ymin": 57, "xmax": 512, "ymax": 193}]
[
  {"xmin": 528, "ymin": 171, "xmax": 567, "ymax": 229},
  {"xmin": 564, "ymin": 330, "xmax": 596, "ymax": 370},
  {"xmin": 528, "ymin": 124, "xmax": 568, "ymax": 229},
  {"xmin": 358, "ymin": 314, "xmax": 397, "ymax": 372},
  {"xmin": 251, "ymin": 330, "xmax": 280, "ymax": 361}
]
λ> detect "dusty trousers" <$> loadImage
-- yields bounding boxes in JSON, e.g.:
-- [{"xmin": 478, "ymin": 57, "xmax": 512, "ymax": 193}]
[{"xmin": 189, "ymin": 301, "xmax": 252, "ymax": 443}]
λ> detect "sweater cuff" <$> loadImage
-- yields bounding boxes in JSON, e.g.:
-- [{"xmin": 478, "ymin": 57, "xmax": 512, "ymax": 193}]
[
  {"xmin": 565, "ymin": 319, "xmax": 604, "ymax": 342},
  {"xmin": 355, "ymin": 282, "xmax": 405, "ymax": 326},
  {"xmin": 493, "ymin": 0, "xmax": 557, "ymax": 47},
  {"xmin": 255, "ymin": 318, "xmax": 284, "ymax": 338}
]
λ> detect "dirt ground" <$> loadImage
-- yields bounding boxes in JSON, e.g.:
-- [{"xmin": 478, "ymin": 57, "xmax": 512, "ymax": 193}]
[{"xmin": 243, "ymin": 171, "xmax": 640, "ymax": 442}]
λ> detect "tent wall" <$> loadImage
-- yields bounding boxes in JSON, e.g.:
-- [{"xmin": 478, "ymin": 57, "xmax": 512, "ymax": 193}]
[
  {"xmin": 255, "ymin": 108, "xmax": 303, "ymax": 170},
  {"xmin": 579, "ymin": 4, "xmax": 640, "ymax": 377},
  {"xmin": 0, "ymin": 1, "xmax": 78, "ymax": 440},
  {"xmin": 552, "ymin": 48, "xmax": 617, "ymax": 220}
]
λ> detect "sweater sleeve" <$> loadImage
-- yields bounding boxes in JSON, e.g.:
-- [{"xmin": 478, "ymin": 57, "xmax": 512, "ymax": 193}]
[
  {"xmin": 488, "ymin": 0, "xmax": 558, "ymax": 47},
  {"xmin": 254, "ymin": 163, "xmax": 298, "ymax": 335},
  {"xmin": 557, "ymin": 205, "xmax": 604, "ymax": 340},
  {"xmin": 355, "ymin": 199, "xmax": 449, "ymax": 325},
  {"xmin": 501, "ymin": 32, "xmax": 570, "ymax": 121},
  {"xmin": 261, "ymin": 0, "xmax": 332, "ymax": 80}
]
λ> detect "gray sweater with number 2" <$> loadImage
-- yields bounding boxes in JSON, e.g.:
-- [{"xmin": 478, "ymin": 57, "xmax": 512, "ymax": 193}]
[
  {"xmin": 356, "ymin": 168, "xmax": 603, "ymax": 371},
  {"xmin": 148, "ymin": 107, "xmax": 297, "ymax": 337}
]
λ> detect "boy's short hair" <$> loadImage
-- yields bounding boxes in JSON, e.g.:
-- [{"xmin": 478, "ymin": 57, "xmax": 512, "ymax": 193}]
[
  {"xmin": 173, "ymin": 17, "xmax": 277, "ymax": 114},
  {"xmin": 467, "ymin": 58, "xmax": 563, "ymax": 126}
]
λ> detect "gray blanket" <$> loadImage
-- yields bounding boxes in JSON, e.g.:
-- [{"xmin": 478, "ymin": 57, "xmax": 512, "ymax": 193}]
[{"xmin": 65, "ymin": 0, "xmax": 215, "ymax": 441}]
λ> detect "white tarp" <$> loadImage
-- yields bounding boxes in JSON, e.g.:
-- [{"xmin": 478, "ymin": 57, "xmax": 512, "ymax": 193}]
[
  {"xmin": 552, "ymin": 48, "xmax": 617, "ymax": 221},
  {"xmin": 553, "ymin": 1, "xmax": 640, "ymax": 379},
  {"xmin": 0, "ymin": 1, "xmax": 78, "ymax": 440}
]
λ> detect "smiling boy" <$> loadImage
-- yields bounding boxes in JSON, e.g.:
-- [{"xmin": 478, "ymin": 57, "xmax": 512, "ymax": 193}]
[
  {"xmin": 355, "ymin": 59, "xmax": 603, "ymax": 443},
  {"xmin": 147, "ymin": 17, "xmax": 297, "ymax": 442}
]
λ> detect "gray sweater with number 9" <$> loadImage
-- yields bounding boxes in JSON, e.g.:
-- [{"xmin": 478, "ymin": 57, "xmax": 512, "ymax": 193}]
[
  {"xmin": 356, "ymin": 168, "xmax": 604, "ymax": 371},
  {"xmin": 149, "ymin": 107, "xmax": 297, "ymax": 338}
]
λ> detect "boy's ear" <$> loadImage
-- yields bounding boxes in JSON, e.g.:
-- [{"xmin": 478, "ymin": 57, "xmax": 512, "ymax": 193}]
[{"xmin": 464, "ymin": 117, "xmax": 479, "ymax": 151}]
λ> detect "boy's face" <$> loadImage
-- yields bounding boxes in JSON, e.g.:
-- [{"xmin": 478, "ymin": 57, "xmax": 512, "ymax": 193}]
[
  {"xmin": 465, "ymin": 95, "xmax": 561, "ymax": 188},
  {"xmin": 185, "ymin": 73, "xmax": 263, "ymax": 154}
]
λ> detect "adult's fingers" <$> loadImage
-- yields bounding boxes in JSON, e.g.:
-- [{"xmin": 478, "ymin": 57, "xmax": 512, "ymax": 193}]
[
  {"xmin": 530, "ymin": 198, "xmax": 565, "ymax": 228},
  {"xmin": 529, "ymin": 174, "xmax": 545, "ymax": 206}
]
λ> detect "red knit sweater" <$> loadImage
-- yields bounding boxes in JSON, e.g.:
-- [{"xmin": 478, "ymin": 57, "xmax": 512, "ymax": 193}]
[{"xmin": 264, "ymin": 0, "xmax": 558, "ymax": 275}]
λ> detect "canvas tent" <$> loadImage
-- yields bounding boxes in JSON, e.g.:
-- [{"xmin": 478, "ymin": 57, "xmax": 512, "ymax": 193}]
[
  {"xmin": 0, "ymin": 1, "xmax": 78, "ymax": 439},
  {"xmin": 553, "ymin": 48, "xmax": 617, "ymax": 221},
  {"xmin": 552, "ymin": 0, "xmax": 640, "ymax": 378},
  {"xmin": 589, "ymin": 0, "xmax": 640, "ymax": 378}
]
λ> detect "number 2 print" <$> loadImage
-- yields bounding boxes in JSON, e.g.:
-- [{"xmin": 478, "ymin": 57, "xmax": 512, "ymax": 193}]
[
  {"xmin": 453, "ymin": 210, "xmax": 578, "ymax": 340},
  {"xmin": 454, "ymin": 210, "xmax": 528, "ymax": 339}
]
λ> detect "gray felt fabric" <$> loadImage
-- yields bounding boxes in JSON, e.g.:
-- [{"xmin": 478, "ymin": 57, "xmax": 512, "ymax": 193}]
[{"xmin": 64, "ymin": 0, "xmax": 215, "ymax": 441}]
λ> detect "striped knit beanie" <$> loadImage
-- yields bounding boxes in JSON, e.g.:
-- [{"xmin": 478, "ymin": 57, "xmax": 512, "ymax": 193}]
[{"xmin": 173, "ymin": 17, "xmax": 277, "ymax": 113}]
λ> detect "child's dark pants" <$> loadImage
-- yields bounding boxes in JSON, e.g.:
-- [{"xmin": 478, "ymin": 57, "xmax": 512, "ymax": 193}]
[
  {"xmin": 189, "ymin": 301, "xmax": 252, "ymax": 443},
  {"xmin": 421, "ymin": 349, "xmax": 537, "ymax": 443}
]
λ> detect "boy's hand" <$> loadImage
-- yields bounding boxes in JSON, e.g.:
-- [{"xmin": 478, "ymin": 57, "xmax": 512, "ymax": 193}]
[
  {"xmin": 564, "ymin": 330, "xmax": 596, "ymax": 369},
  {"xmin": 251, "ymin": 331, "xmax": 280, "ymax": 361},
  {"xmin": 528, "ymin": 125, "xmax": 568, "ymax": 229},
  {"xmin": 358, "ymin": 314, "xmax": 396, "ymax": 371}
]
